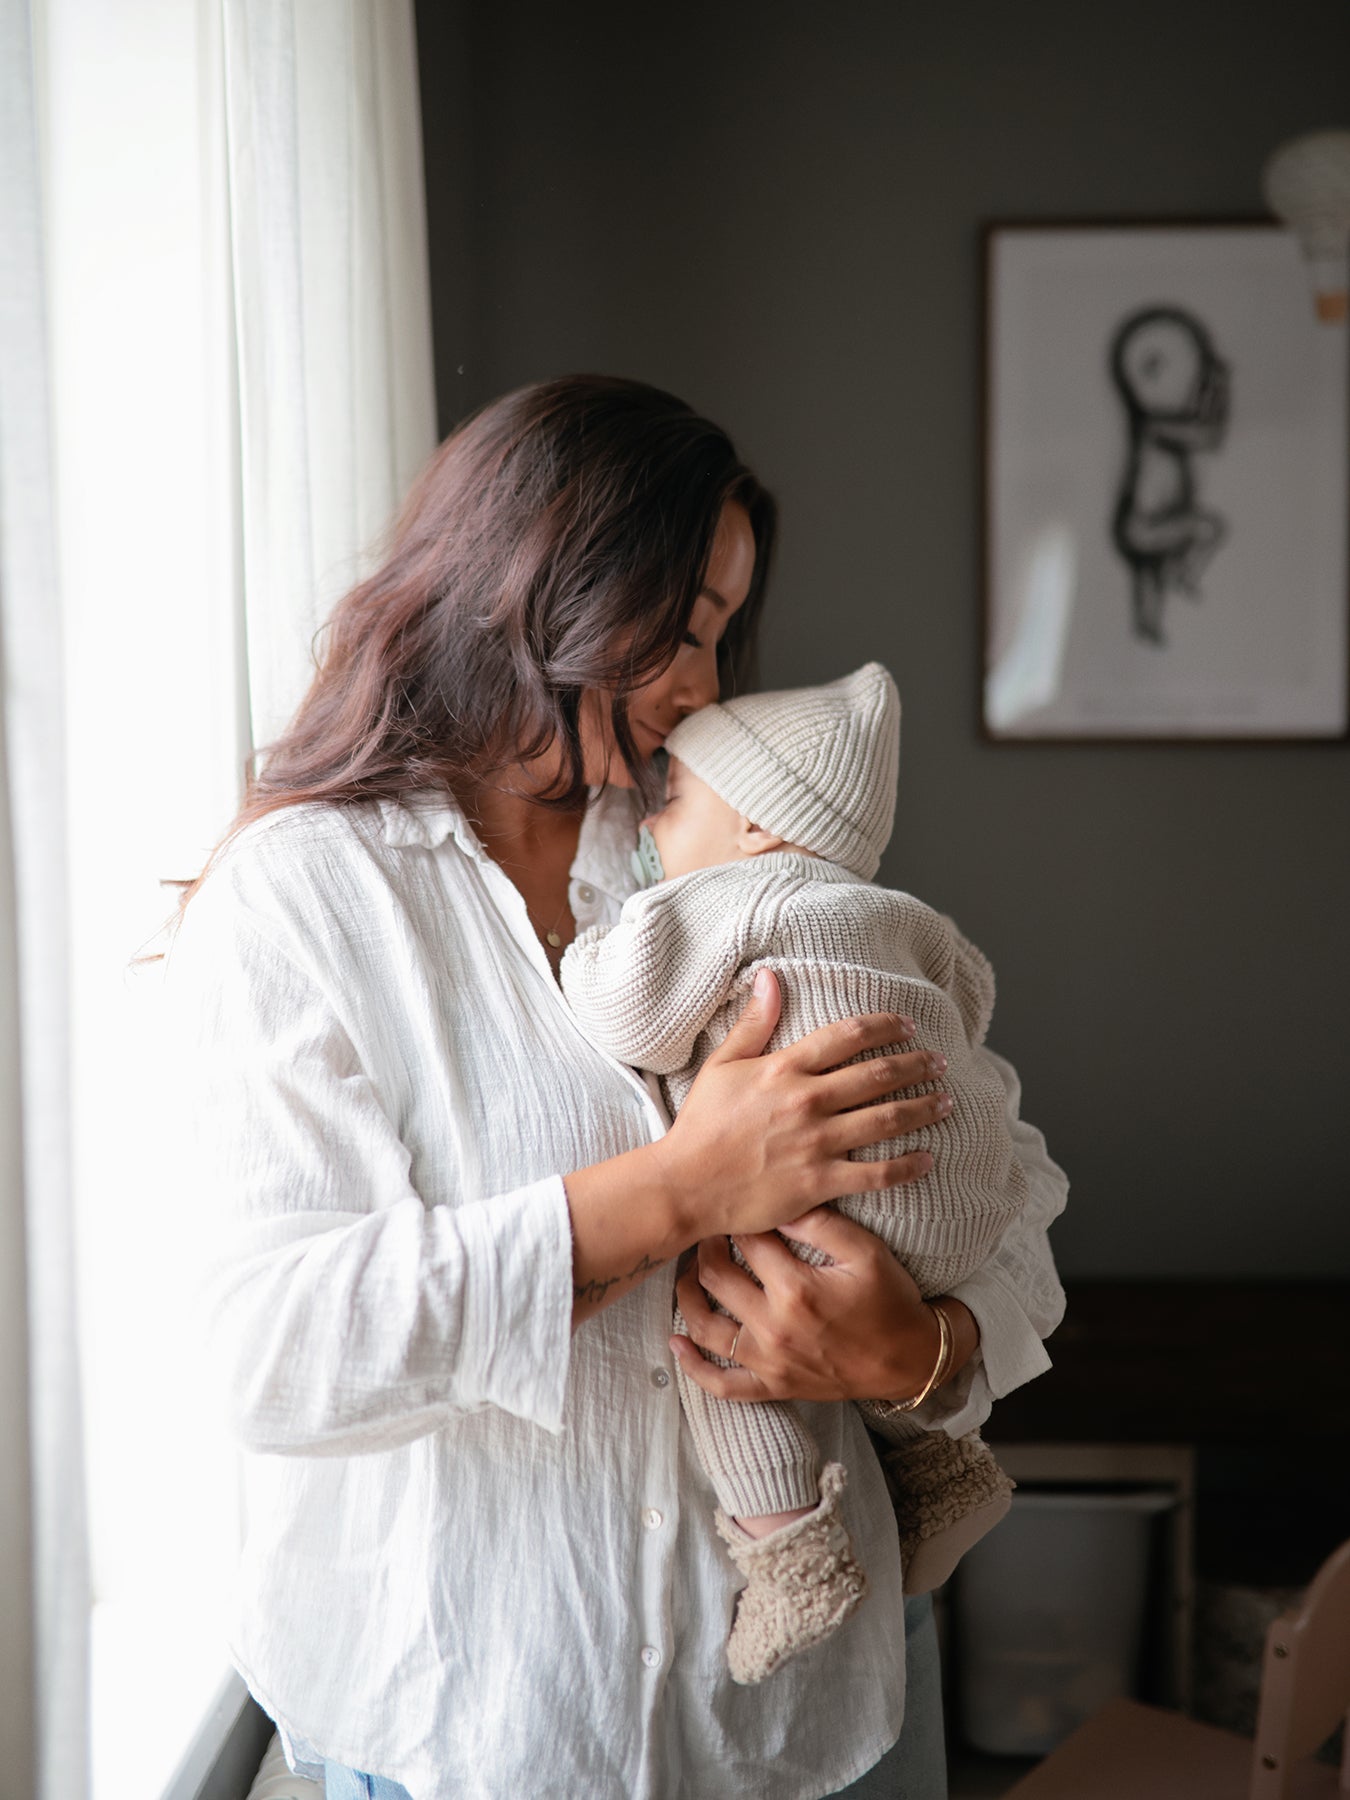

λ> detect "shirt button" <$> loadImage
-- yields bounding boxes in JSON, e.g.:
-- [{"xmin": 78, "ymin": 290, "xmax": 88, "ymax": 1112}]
[
  {"xmin": 643, "ymin": 1508, "xmax": 664, "ymax": 1530},
  {"xmin": 641, "ymin": 1645, "xmax": 661, "ymax": 1669},
  {"xmin": 650, "ymin": 1367, "xmax": 670, "ymax": 1389},
  {"xmin": 575, "ymin": 883, "xmax": 595, "ymax": 904}
]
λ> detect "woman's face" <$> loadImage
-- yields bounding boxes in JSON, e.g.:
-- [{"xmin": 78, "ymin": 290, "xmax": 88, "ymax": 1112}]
[{"xmin": 580, "ymin": 499, "xmax": 756, "ymax": 788}]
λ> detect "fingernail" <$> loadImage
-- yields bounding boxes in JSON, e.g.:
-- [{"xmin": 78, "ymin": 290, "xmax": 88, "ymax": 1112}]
[
  {"xmin": 753, "ymin": 969, "xmax": 773, "ymax": 999},
  {"xmin": 928, "ymin": 1054, "xmax": 948, "ymax": 1075},
  {"xmin": 936, "ymin": 1094, "xmax": 953, "ymax": 1115},
  {"xmin": 918, "ymin": 1152, "xmax": 934, "ymax": 1173},
  {"xmin": 899, "ymin": 1017, "xmax": 917, "ymax": 1038},
  {"xmin": 669, "ymin": 1340, "xmax": 684, "ymax": 1361}
]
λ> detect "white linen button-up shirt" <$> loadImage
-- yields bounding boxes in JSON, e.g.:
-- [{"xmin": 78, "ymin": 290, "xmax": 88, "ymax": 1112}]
[{"xmin": 166, "ymin": 783, "xmax": 1067, "ymax": 1800}]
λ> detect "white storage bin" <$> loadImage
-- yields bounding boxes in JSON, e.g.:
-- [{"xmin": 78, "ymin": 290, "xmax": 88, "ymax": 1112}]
[{"xmin": 955, "ymin": 1486, "xmax": 1176, "ymax": 1755}]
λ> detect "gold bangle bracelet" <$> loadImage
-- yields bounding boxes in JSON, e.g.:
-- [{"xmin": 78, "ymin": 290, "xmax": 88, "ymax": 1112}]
[
  {"xmin": 929, "ymin": 1297, "xmax": 956, "ymax": 1389},
  {"xmin": 877, "ymin": 1300, "xmax": 952, "ymax": 1416}
]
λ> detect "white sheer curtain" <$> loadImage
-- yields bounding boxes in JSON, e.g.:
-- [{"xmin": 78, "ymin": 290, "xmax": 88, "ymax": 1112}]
[
  {"xmin": 223, "ymin": 0, "xmax": 437, "ymax": 748},
  {"xmin": 0, "ymin": 680, "xmax": 37, "ymax": 1800},
  {"xmin": 9, "ymin": 1, "xmax": 437, "ymax": 1795},
  {"xmin": 1, "ymin": 1, "xmax": 90, "ymax": 1796},
  {"xmin": 0, "ymin": 0, "xmax": 40, "ymax": 1771}
]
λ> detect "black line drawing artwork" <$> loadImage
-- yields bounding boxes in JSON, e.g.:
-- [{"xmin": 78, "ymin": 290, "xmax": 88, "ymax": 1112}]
[{"xmin": 1109, "ymin": 306, "xmax": 1231, "ymax": 645}]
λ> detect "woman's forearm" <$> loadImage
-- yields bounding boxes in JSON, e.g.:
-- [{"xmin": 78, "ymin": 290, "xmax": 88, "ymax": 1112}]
[{"xmin": 564, "ymin": 1143, "xmax": 695, "ymax": 1327}]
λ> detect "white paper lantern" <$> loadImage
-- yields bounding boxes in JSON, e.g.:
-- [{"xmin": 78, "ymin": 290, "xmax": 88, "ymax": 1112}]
[{"xmin": 1261, "ymin": 129, "xmax": 1350, "ymax": 323}]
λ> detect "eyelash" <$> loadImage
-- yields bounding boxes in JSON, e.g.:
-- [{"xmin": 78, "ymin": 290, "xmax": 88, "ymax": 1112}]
[{"xmin": 683, "ymin": 631, "xmax": 704, "ymax": 650}]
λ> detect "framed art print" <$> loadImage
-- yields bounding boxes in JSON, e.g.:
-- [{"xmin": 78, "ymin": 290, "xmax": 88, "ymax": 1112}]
[{"xmin": 982, "ymin": 222, "xmax": 1349, "ymax": 740}]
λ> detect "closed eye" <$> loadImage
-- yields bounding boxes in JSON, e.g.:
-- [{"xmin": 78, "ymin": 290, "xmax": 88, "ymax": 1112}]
[{"xmin": 683, "ymin": 631, "xmax": 704, "ymax": 650}]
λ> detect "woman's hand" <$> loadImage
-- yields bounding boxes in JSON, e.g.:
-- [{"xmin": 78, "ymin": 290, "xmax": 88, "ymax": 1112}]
[
  {"xmin": 670, "ymin": 1207, "xmax": 980, "ymax": 1403},
  {"xmin": 649, "ymin": 969, "xmax": 952, "ymax": 1243},
  {"xmin": 566, "ymin": 969, "xmax": 951, "ymax": 1328}
]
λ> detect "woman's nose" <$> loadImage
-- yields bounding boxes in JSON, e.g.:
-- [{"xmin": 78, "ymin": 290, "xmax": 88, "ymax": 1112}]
[{"xmin": 673, "ymin": 645, "xmax": 720, "ymax": 712}]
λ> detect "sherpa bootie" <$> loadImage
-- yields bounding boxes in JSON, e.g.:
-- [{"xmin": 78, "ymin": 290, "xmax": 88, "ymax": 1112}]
[
  {"xmin": 871, "ymin": 1428, "xmax": 1014, "ymax": 1595},
  {"xmin": 714, "ymin": 1462, "xmax": 868, "ymax": 1684}
]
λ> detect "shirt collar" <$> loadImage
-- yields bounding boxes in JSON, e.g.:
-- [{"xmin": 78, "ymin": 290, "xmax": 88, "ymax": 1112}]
[
  {"xmin": 573, "ymin": 784, "xmax": 644, "ymax": 904},
  {"xmin": 378, "ymin": 783, "xmax": 645, "ymax": 889},
  {"xmin": 379, "ymin": 790, "xmax": 485, "ymax": 859}
]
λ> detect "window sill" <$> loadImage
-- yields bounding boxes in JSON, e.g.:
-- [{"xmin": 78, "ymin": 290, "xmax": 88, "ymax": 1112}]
[
  {"xmin": 90, "ymin": 1602, "xmax": 267, "ymax": 1800},
  {"xmin": 159, "ymin": 1669, "xmax": 272, "ymax": 1800}
]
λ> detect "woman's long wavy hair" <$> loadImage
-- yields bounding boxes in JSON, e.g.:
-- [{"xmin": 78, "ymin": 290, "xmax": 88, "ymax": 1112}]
[{"xmin": 186, "ymin": 374, "xmax": 776, "ymax": 904}]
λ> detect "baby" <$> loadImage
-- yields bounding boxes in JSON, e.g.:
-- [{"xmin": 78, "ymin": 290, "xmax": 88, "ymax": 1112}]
[{"xmin": 561, "ymin": 663, "xmax": 1021, "ymax": 1684}]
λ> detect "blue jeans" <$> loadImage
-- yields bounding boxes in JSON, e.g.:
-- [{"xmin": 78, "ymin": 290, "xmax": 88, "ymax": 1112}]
[
  {"xmin": 832, "ymin": 1592, "xmax": 947, "ymax": 1799},
  {"xmin": 324, "ymin": 1593, "xmax": 946, "ymax": 1800}
]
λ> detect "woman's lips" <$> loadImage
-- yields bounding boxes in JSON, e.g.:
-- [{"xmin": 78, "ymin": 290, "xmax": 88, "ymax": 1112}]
[{"xmin": 635, "ymin": 721, "xmax": 667, "ymax": 751}]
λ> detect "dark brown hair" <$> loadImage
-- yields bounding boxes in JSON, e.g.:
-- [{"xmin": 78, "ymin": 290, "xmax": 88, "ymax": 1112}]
[{"xmin": 199, "ymin": 376, "xmax": 775, "ymax": 895}]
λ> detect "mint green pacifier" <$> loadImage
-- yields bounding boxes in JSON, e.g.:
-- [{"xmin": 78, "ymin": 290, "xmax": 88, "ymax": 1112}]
[{"xmin": 630, "ymin": 823, "xmax": 666, "ymax": 889}]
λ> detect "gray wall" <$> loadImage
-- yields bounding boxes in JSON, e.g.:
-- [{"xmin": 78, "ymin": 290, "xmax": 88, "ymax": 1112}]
[{"xmin": 415, "ymin": 0, "xmax": 1350, "ymax": 1277}]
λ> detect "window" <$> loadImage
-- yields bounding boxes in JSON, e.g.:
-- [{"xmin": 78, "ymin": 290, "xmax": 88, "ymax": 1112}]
[{"xmin": 41, "ymin": 3, "xmax": 246, "ymax": 1792}]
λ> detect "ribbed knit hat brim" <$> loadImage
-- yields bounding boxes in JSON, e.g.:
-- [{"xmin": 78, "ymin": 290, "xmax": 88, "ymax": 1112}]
[{"xmin": 665, "ymin": 663, "xmax": 900, "ymax": 880}]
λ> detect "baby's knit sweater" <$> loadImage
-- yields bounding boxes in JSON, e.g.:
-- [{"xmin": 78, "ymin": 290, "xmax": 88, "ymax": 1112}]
[{"xmin": 563, "ymin": 851, "xmax": 1026, "ymax": 1297}]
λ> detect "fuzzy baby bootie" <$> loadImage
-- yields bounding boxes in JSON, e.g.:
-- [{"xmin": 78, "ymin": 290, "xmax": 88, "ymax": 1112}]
[
  {"xmin": 714, "ymin": 1462, "xmax": 868, "ymax": 1684},
  {"xmin": 873, "ymin": 1428, "xmax": 1014, "ymax": 1596}
]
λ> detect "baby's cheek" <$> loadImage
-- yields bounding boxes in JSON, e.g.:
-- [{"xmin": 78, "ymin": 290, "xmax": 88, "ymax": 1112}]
[{"xmin": 664, "ymin": 822, "xmax": 705, "ymax": 879}]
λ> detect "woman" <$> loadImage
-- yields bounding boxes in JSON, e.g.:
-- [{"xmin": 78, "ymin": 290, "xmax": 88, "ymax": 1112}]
[{"xmin": 169, "ymin": 375, "xmax": 1066, "ymax": 1800}]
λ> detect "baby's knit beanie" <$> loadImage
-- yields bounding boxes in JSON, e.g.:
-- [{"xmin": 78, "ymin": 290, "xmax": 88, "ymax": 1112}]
[{"xmin": 663, "ymin": 663, "xmax": 900, "ymax": 881}]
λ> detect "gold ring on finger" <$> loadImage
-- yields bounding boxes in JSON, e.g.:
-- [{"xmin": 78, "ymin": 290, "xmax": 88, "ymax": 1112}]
[{"xmin": 728, "ymin": 1325, "xmax": 743, "ymax": 1362}]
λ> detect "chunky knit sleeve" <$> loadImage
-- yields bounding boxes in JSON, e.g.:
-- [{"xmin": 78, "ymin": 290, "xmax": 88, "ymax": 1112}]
[
  {"xmin": 941, "ymin": 916, "xmax": 996, "ymax": 1048},
  {"xmin": 560, "ymin": 873, "xmax": 751, "ymax": 1075},
  {"xmin": 914, "ymin": 1046, "xmax": 1068, "ymax": 1435}
]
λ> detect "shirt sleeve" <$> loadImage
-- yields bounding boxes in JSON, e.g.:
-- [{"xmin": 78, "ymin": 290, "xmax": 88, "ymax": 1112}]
[
  {"xmin": 165, "ymin": 889, "xmax": 576, "ymax": 1459},
  {"xmin": 910, "ymin": 1044, "xmax": 1069, "ymax": 1437}
]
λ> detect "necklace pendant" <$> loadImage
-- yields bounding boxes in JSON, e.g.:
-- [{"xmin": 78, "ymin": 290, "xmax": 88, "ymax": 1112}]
[{"xmin": 546, "ymin": 930, "xmax": 562, "ymax": 947}]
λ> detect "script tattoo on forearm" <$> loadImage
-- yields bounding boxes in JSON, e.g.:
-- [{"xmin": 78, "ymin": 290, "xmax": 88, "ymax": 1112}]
[{"xmin": 573, "ymin": 1251, "xmax": 663, "ymax": 1307}]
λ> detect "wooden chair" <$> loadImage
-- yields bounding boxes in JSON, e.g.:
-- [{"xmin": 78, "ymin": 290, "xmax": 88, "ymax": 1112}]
[{"xmin": 1003, "ymin": 1538, "xmax": 1350, "ymax": 1799}]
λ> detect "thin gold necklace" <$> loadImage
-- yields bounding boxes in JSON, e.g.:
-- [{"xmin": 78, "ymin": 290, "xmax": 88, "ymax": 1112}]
[
  {"xmin": 540, "ymin": 894, "xmax": 570, "ymax": 949},
  {"xmin": 469, "ymin": 796, "xmax": 574, "ymax": 950}
]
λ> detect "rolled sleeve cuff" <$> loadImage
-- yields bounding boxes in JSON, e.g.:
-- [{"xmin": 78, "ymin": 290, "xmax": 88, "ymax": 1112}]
[
  {"xmin": 453, "ymin": 1174, "xmax": 575, "ymax": 1434},
  {"xmin": 949, "ymin": 1266, "xmax": 1053, "ymax": 1401}
]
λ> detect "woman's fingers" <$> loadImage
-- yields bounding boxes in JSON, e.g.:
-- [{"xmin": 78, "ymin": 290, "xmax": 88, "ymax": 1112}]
[
  {"xmin": 722, "ymin": 1225, "xmax": 821, "ymax": 1286},
  {"xmin": 785, "ymin": 1011, "xmax": 917, "ymax": 1075},
  {"xmin": 814, "ymin": 1045, "xmax": 948, "ymax": 1112},
  {"xmin": 691, "ymin": 1234, "xmax": 769, "ymax": 1329},
  {"xmin": 774, "ymin": 1207, "xmax": 924, "ymax": 1295},
  {"xmin": 825, "ymin": 1087, "xmax": 953, "ymax": 1156},
  {"xmin": 670, "ymin": 1338, "xmax": 767, "ymax": 1402},
  {"xmin": 674, "ymin": 1253, "xmax": 747, "ymax": 1357},
  {"xmin": 673, "ymin": 1254, "xmax": 765, "ymax": 1393},
  {"xmin": 823, "ymin": 1148, "xmax": 935, "ymax": 1197},
  {"xmin": 701, "ymin": 968, "xmax": 781, "ymax": 1065}
]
